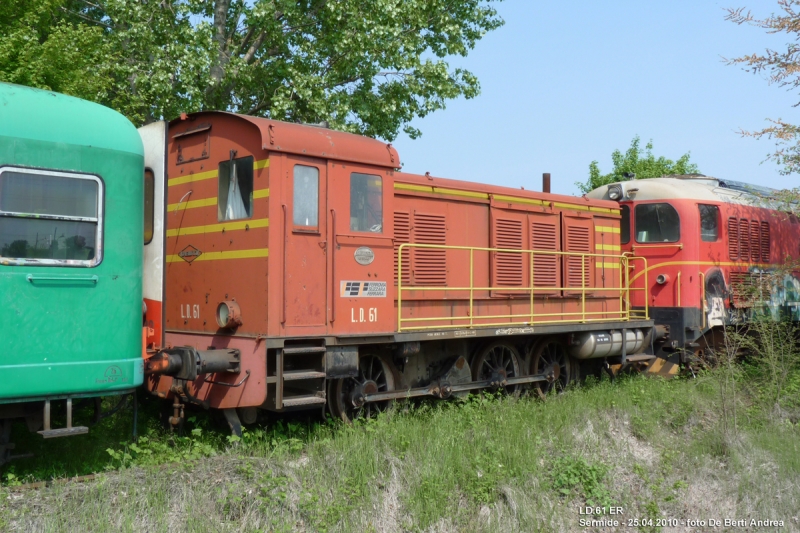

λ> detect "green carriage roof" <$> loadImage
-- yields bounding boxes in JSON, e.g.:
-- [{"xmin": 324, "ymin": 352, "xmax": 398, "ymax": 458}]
[{"xmin": 0, "ymin": 83, "xmax": 143, "ymax": 156}]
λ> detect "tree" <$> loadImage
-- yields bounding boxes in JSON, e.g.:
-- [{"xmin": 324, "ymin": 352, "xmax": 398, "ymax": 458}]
[
  {"xmin": 726, "ymin": 1, "xmax": 800, "ymax": 175},
  {"xmin": 576, "ymin": 136, "xmax": 700, "ymax": 193},
  {"xmin": 0, "ymin": 0, "xmax": 503, "ymax": 141}
]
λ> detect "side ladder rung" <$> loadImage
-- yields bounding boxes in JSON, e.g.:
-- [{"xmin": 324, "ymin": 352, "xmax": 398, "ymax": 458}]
[{"xmin": 282, "ymin": 395, "xmax": 327, "ymax": 407}]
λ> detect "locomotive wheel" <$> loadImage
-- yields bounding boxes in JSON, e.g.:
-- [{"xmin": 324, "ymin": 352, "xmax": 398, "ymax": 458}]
[
  {"xmin": 471, "ymin": 341, "xmax": 522, "ymax": 394},
  {"xmin": 530, "ymin": 337, "xmax": 573, "ymax": 399},
  {"xmin": 329, "ymin": 353, "xmax": 397, "ymax": 422}
]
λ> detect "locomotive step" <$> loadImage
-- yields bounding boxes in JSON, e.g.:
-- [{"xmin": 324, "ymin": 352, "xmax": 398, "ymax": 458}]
[
  {"xmin": 282, "ymin": 346, "xmax": 327, "ymax": 355},
  {"xmin": 282, "ymin": 395, "xmax": 327, "ymax": 407},
  {"xmin": 283, "ymin": 370, "xmax": 326, "ymax": 381},
  {"xmin": 37, "ymin": 426, "xmax": 89, "ymax": 439}
]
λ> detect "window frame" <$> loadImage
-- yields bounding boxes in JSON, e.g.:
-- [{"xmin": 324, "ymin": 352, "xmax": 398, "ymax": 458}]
[
  {"xmin": 292, "ymin": 164, "xmax": 321, "ymax": 234},
  {"xmin": 217, "ymin": 156, "xmax": 254, "ymax": 222},
  {"xmin": 634, "ymin": 202, "xmax": 681, "ymax": 243},
  {"xmin": 144, "ymin": 168, "xmax": 155, "ymax": 245},
  {"xmin": 698, "ymin": 204, "xmax": 720, "ymax": 242},
  {"xmin": 0, "ymin": 165, "xmax": 104, "ymax": 267}
]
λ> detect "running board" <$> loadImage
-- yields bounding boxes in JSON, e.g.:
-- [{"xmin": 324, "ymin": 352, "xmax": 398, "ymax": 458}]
[{"xmin": 37, "ymin": 398, "xmax": 89, "ymax": 439}]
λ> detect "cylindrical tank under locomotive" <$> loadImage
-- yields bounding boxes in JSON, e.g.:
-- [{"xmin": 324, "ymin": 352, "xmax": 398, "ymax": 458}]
[
  {"xmin": 587, "ymin": 175, "xmax": 800, "ymax": 371},
  {"xmin": 0, "ymin": 83, "xmax": 146, "ymax": 463},
  {"xmin": 143, "ymin": 111, "xmax": 656, "ymax": 427}
]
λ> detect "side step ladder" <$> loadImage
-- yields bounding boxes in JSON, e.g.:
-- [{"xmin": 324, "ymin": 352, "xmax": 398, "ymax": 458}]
[
  {"xmin": 37, "ymin": 398, "xmax": 89, "ymax": 439},
  {"xmin": 269, "ymin": 345, "xmax": 327, "ymax": 410}
]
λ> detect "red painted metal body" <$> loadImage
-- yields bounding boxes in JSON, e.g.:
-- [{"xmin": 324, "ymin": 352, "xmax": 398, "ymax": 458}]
[{"xmin": 150, "ymin": 112, "xmax": 637, "ymax": 409}]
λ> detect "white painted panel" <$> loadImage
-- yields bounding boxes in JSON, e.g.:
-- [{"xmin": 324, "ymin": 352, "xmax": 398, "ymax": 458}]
[{"xmin": 139, "ymin": 122, "xmax": 166, "ymax": 306}]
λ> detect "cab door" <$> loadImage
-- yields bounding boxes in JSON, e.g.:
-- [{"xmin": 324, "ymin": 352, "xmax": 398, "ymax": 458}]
[{"xmin": 282, "ymin": 156, "xmax": 328, "ymax": 332}]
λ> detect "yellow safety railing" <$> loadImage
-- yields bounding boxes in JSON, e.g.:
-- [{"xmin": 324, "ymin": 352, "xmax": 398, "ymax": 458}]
[{"xmin": 397, "ymin": 243, "xmax": 649, "ymax": 331}]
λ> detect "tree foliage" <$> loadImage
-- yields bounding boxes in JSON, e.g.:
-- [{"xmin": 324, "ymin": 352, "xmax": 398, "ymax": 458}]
[
  {"xmin": 0, "ymin": 0, "xmax": 503, "ymax": 140},
  {"xmin": 726, "ymin": 0, "xmax": 800, "ymax": 175},
  {"xmin": 576, "ymin": 136, "xmax": 700, "ymax": 193}
]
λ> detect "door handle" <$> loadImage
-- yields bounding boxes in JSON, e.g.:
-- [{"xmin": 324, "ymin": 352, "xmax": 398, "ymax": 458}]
[{"xmin": 27, "ymin": 274, "xmax": 98, "ymax": 284}]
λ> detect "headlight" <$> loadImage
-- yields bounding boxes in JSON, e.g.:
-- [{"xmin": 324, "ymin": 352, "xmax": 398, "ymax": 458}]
[
  {"xmin": 216, "ymin": 301, "xmax": 242, "ymax": 328},
  {"xmin": 608, "ymin": 184, "xmax": 623, "ymax": 201}
]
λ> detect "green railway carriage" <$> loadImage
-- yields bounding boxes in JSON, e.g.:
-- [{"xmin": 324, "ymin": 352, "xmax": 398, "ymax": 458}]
[{"xmin": 0, "ymin": 83, "xmax": 145, "ymax": 459}]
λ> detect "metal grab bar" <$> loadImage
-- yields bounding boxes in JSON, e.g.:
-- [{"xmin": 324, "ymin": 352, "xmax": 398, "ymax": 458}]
[
  {"xmin": 396, "ymin": 243, "xmax": 649, "ymax": 331},
  {"xmin": 631, "ymin": 243, "xmax": 683, "ymax": 251},
  {"xmin": 27, "ymin": 274, "xmax": 98, "ymax": 284}
]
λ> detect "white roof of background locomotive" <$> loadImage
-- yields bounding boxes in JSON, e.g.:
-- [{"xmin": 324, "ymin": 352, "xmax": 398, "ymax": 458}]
[{"xmin": 585, "ymin": 175, "xmax": 782, "ymax": 207}]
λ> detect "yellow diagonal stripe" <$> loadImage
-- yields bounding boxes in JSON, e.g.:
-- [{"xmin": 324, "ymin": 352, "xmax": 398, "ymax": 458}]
[
  {"xmin": 168, "ymin": 197, "xmax": 217, "ymax": 211},
  {"xmin": 169, "ymin": 158, "xmax": 269, "ymax": 187},
  {"xmin": 394, "ymin": 182, "xmax": 619, "ymax": 214},
  {"xmin": 167, "ymin": 188, "xmax": 269, "ymax": 211},
  {"xmin": 166, "ymin": 248, "xmax": 269, "ymax": 263},
  {"xmin": 166, "ymin": 218, "xmax": 269, "ymax": 237},
  {"xmin": 169, "ymin": 168, "xmax": 218, "ymax": 186}
]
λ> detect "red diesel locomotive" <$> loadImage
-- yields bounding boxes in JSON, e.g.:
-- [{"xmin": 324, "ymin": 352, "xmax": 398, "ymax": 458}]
[
  {"xmin": 587, "ymin": 176, "xmax": 800, "ymax": 372},
  {"xmin": 141, "ymin": 112, "xmax": 657, "ymax": 428}
]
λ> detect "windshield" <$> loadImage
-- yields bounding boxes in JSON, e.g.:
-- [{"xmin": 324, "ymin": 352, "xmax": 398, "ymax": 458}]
[{"xmin": 634, "ymin": 203, "xmax": 680, "ymax": 243}]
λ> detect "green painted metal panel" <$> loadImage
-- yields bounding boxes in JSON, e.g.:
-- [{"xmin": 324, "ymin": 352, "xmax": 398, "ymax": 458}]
[{"xmin": 0, "ymin": 83, "xmax": 145, "ymax": 402}]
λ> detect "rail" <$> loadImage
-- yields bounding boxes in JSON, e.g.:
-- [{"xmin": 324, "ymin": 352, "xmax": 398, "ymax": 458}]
[{"xmin": 397, "ymin": 244, "xmax": 649, "ymax": 331}]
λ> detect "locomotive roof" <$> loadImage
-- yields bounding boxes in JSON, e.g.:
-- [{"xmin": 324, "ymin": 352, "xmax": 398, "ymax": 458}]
[
  {"xmin": 586, "ymin": 175, "xmax": 785, "ymax": 208},
  {"xmin": 0, "ymin": 82, "xmax": 143, "ymax": 157},
  {"xmin": 395, "ymin": 172, "xmax": 621, "ymax": 213},
  {"xmin": 171, "ymin": 112, "xmax": 400, "ymax": 168}
]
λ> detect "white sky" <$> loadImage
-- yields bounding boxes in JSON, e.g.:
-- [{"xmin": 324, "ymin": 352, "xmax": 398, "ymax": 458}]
[{"xmin": 391, "ymin": 1, "xmax": 799, "ymax": 196}]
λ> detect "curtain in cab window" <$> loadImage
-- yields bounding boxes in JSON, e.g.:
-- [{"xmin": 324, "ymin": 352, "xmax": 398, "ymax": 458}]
[{"xmin": 218, "ymin": 156, "xmax": 253, "ymax": 221}]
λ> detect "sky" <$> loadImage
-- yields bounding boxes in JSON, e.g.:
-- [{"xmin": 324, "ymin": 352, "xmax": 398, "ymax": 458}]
[{"xmin": 390, "ymin": 1, "xmax": 799, "ymax": 197}]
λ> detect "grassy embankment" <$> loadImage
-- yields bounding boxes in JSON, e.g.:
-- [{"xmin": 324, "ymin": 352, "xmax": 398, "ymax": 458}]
[{"xmin": 1, "ymin": 337, "xmax": 799, "ymax": 532}]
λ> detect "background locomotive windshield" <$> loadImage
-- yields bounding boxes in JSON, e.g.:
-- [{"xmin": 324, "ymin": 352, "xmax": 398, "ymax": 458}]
[{"xmin": 392, "ymin": 1, "xmax": 798, "ymax": 196}]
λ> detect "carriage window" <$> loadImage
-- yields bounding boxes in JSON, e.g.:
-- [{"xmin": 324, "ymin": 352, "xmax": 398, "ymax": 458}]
[
  {"xmin": 293, "ymin": 165, "xmax": 319, "ymax": 228},
  {"xmin": 635, "ymin": 203, "xmax": 680, "ymax": 242},
  {"xmin": 699, "ymin": 204, "xmax": 719, "ymax": 242},
  {"xmin": 144, "ymin": 169, "xmax": 154, "ymax": 245},
  {"xmin": 620, "ymin": 205, "xmax": 630, "ymax": 244},
  {"xmin": 350, "ymin": 173, "xmax": 382, "ymax": 232},
  {"xmin": 218, "ymin": 156, "xmax": 253, "ymax": 221},
  {"xmin": 0, "ymin": 167, "xmax": 101, "ymax": 264}
]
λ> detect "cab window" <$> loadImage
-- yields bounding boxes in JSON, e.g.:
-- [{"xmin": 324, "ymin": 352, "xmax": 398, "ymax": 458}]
[
  {"xmin": 699, "ymin": 204, "xmax": 719, "ymax": 242},
  {"xmin": 350, "ymin": 173, "xmax": 382, "ymax": 232},
  {"xmin": 218, "ymin": 156, "xmax": 253, "ymax": 221},
  {"xmin": 0, "ymin": 167, "xmax": 101, "ymax": 265},
  {"xmin": 620, "ymin": 205, "xmax": 630, "ymax": 245},
  {"xmin": 635, "ymin": 203, "xmax": 680, "ymax": 242}
]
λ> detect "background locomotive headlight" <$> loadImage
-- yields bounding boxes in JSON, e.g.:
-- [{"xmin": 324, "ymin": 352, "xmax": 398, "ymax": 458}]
[
  {"xmin": 607, "ymin": 184, "xmax": 623, "ymax": 201},
  {"xmin": 216, "ymin": 300, "xmax": 242, "ymax": 328}
]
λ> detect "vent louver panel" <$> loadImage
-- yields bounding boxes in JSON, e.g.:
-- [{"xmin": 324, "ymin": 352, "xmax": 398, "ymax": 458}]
[
  {"xmin": 565, "ymin": 226, "xmax": 591, "ymax": 288},
  {"xmin": 394, "ymin": 211, "xmax": 411, "ymax": 285},
  {"xmin": 738, "ymin": 219, "xmax": 750, "ymax": 261},
  {"xmin": 412, "ymin": 212, "xmax": 447, "ymax": 286},
  {"xmin": 760, "ymin": 222, "xmax": 770, "ymax": 262},
  {"xmin": 493, "ymin": 218, "xmax": 524, "ymax": 287},
  {"xmin": 531, "ymin": 221, "xmax": 558, "ymax": 288},
  {"xmin": 750, "ymin": 221, "xmax": 761, "ymax": 262},
  {"xmin": 729, "ymin": 271, "xmax": 757, "ymax": 307},
  {"xmin": 728, "ymin": 217, "xmax": 739, "ymax": 260}
]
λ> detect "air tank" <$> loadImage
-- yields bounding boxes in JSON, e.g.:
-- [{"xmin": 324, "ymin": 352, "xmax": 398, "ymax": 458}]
[{"xmin": 568, "ymin": 329, "xmax": 645, "ymax": 359}]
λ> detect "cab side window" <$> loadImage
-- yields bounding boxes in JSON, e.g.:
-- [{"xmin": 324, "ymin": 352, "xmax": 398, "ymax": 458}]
[
  {"xmin": 350, "ymin": 173, "xmax": 382, "ymax": 232},
  {"xmin": 620, "ymin": 205, "xmax": 630, "ymax": 245},
  {"xmin": 218, "ymin": 156, "xmax": 254, "ymax": 221},
  {"xmin": 634, "ymin": 203, "xmax": 680, "ymax": 243},
  {"xmin": 144, "ymin": 169, "xmax": 154, "ymax": 244},
  {"xmin": 699, "ymin": 204, "xmax": 719, "ymax": 242}
]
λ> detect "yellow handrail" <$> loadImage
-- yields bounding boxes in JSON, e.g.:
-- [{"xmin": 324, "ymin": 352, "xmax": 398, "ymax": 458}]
[{"xmin": 396, "ymin": 243, "xmax": 650, "ymax": 332}]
